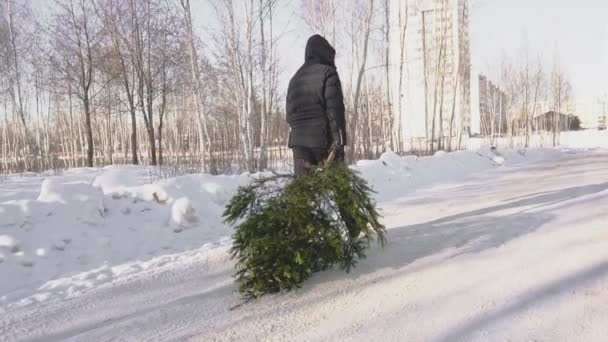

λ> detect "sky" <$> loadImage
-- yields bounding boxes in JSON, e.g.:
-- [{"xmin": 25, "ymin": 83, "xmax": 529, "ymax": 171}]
[
  {"xmin": 191, "ymin": 0, "xmax": 608, "ymax": 99},
  {"xmin": 30, "ymin": 0, "xmax": 608, "ymax": 99},
  {"xmin": 470, "ymin": 0, "xmax": 608, "ymax": 99}
]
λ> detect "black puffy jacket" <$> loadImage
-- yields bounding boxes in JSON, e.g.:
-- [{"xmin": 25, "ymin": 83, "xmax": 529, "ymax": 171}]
[{"xmin": 286, "ymin": 35, "xmax": 346, "ymax": 149}]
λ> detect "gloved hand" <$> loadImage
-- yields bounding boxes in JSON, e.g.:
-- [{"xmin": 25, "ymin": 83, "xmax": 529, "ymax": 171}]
[
  {"xmin": 326, "ymin": 128, "xmax": 345, "ymax": 162},
  {"xmin": 330, "ymin": 129, "xmax": 345, "ymax": 147},
  {"xmin": 327, "ymin": 143, "xmax": 345, "ymax": 162},
  {"xmin": 334, "ymin": 144, "xmax": 345, "ymax": 162}
]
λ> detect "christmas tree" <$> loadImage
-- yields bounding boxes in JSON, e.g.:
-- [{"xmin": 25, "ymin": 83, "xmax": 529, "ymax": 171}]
[{"xmin": 224, "ymin": 161, "xmax": 386, "ymax": 299}]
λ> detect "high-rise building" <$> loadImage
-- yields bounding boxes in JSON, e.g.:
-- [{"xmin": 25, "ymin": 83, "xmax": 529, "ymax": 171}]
[
  {"xmin": 389, "ymin": 0, "xmax": 471, "ymax": 144},
  {"xmin": 599, "ymin": 94, "xmax": 607, "ymax": 129},
  {"xmin": 477, "ymin": 74, "xmax": 507, "ymax": 136}
]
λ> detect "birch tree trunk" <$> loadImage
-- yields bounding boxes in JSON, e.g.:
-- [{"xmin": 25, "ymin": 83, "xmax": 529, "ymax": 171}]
[{"xmin": 349, "ymin": 0, "xmax": 374, "ymax": 160}]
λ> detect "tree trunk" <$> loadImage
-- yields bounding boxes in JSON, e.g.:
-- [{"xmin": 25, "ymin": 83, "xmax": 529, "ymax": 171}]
[
  {"xmin": 384, "ymin": 0, "xmax": 393, "ymax": 151},
  {"xmin": 83, "ymin": 95, "xmax": 94, "ymax": 167},
  {"xmin": 349, "ymin": 0, "xmax": 375, "ymax": 160},
  {"xmin": 181, "ymin": 0, "xmax": 211, "ymax": 169},
  {"xmin": 396, "ymin": 0, "xmax": 408, "ymax": 153}
]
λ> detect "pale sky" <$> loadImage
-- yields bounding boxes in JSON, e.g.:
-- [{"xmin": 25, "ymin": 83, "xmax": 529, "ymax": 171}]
[
  {"xmin": 194, "ymin": 0, "xmax": 608, "ymax": 99},
  {"xmin": 31, "ymin": 0, "xmax": 608, "ymax": 99},
  {"xmin": 471, "ymin": 0, "xmax": 608, "ymax": 98}
]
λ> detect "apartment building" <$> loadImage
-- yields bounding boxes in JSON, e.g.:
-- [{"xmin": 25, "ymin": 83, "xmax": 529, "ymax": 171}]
[
  {"xmin": 477, "ymin": 74, "xmax": 507, "ymax": 136},
  {"xmin": 389, "ymin": 0, "xmax": 471, "ymax": 143}
]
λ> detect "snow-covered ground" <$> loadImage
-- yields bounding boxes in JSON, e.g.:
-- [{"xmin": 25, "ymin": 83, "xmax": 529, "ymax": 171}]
[
  {"xmin": 1, "ymin": 131, "xmax": 607, "ymax": 341},
  {"xmin": 467, "ymin": 129, "xmax": 608, "ymax": 150}
]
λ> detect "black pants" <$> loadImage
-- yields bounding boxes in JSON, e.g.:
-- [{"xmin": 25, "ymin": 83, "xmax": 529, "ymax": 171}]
[
  {"xmin": 292, "ymin": 146, "xmax": 356, "ymax": 234},
  {"xmin": 292, "ymin": 147, "xmax": 328, "ymax": 176}
]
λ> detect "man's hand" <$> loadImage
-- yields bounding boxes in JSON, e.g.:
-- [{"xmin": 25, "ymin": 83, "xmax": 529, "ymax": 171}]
[
  {"xmin": 330, "ymin": 127, "xmax": 346, "ymax": 160},
  {"xmin": 326, "ymin": 143, "xmax": 345, "ymax": 162},
  {"xmin": 334, "ymin": 144, "xmax": 345, "ymax": 161}
]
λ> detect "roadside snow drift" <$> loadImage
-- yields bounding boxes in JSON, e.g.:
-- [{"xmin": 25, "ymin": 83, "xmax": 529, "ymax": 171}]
[
  {"xmin": 0, "ymin": 166, "xmax": 250, "ymax": 301},
  {"xmin": 1, "ymin": 133, "xmax": 608, "ymax": 341},
  {"xmin": 0, "ymin": 147, "xmax": 567, "ymax": 303}
]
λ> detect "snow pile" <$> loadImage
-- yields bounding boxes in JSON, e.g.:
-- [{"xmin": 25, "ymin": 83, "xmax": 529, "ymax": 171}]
[
  {"xmin": 0, "ymin": 168, "xmax": 251, "ymax": 301},
  {"xmin": 0, "ymin": 235, "xmax": 19, "ymax": 253},
  {"xmin": 2, "ymin": 148, "xmax": 607, "ymax": 342},
  {"xmin": 558, "ymin": 129, "xmax": 608, "ymax": 149},
  {"xmin": 38, "ymin": 178, "xmax": 106, "ymax": 225},
  {"xmin": 92, "ymin": 167, "xmax": 141, "ymax": 195},
  {"xmin": 0, "ymin": 139, "xmax": 603, "ymax": 306},
  {"xmin": 9, "ymin": 237, "xmax": 233, "ymax": 309},
  {"xmin": 467, "ymin": 129, "xmax": 608, "ymax": 151},
  {"xmin": 357, "ymin": 148, "xmax": 521, "ymax": 201},
  {"xmin": 171, "ymin": 197, "xmax": 197, "ymax": 229}
]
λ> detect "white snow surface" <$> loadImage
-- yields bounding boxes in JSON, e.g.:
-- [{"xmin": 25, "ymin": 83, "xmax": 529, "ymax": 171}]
[{"xmin": 1, "ymin": 131, "xmax": 608, "ymax": 341}]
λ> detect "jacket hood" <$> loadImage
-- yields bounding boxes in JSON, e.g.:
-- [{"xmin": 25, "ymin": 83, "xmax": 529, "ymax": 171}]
[{"xmin": 305, "ymin": 34, "xmax": 336, "ymax": 66}]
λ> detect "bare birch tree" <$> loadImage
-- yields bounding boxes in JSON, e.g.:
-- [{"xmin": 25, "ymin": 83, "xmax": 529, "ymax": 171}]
[
  {"xmin": 2, "ymin": 0, "xmax": 37, "ymax": 169},
  {"xmin": 179, "ymin": 0, "xmax": 212, "ymax": 170},
  {"xmin": 97, "ymin": 0, "xmax": 140, "ymax": 164},
  {"xmin": 51, "ymin": 0, "xmax": 102, "ymax": 167},
  {"xmin": 549, "ymin": 53, "xmax": 571, "ymax": 146},
  {"xmin": 348, "ymin": 0, "xmax": 375, "ymax": 160},
  {"xmin": 301, "ymin": 0, "xmax": 337, "ymax": 46}
]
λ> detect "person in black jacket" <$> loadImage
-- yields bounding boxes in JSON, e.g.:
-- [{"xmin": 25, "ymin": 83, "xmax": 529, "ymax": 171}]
[{"xmin": 286, "ymin": 34, "xmax": 346, "ymax": 176}]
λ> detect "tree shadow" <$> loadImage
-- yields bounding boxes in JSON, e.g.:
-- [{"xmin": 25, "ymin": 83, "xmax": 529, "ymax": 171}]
[
  {"xmin": 420, "ymin": 182, "xmax": 608, "ymax": 225},
  {"xmin": 434, "ymin": 261, "xmax": 608, "ymax": 342},
  {"xmin": 219, "ymin": 212, "xmax": 555, "ymax": 337},
  {"xmin": 502, "ymin": 183, "xmax": 608, "ymax": 204},
  {"xmin": 299, "ymin": 212, "xmax": 552, "ymax": 300},
  {"xmin": 12, "ymin": 181, "xmax": 608, "ymax": 341},
  {"xmin": 284, "ymin": 181, "xmax": 608, "ymax": 314}
]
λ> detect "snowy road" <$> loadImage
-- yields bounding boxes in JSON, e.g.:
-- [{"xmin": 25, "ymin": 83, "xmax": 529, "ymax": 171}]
[{"xmin": 2, "ymin": 150, "xmax": 608, "ymax": 341}]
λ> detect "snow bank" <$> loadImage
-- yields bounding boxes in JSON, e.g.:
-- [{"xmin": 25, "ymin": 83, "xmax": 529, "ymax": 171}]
[
  {"xmin": 467, "ymin": 129, "xmax": 608, "ymax": 151},
  {"xmin": 357, "ymin": 148, "xmax": 514, "ymax": 201},
  {"xmin": 3, "ymin": 147, "xmax": 608, "ymax": 342},
  {"xmin": 171, "ymin": 197, "xmax": 197, "ymax": 228},
  {"xmin": 0, "ymin": 168, "xmax": 252, "ymax": 300},
  {"xmin": 558, "ymin": 129, "xmax": 608, "ymax": 149},
  {"xmin": 38, "ymin": 178, "xmax": 106, "ymax": 225},
  {"xmin": 92, "ymin": 167, "xmax": 140, "ymax": 194},
  {"xmin": 2, "ymin": 133, "xmax": 607, "ymax": 305}
]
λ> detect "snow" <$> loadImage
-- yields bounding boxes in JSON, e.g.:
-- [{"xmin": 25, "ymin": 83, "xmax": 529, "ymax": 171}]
[
  {"xmin": 467, "ymin": 129, "xmax": 608, "ymax": 151},
  {"xmin": 0, "ymin": 235, "xmax": 19, "ymax": 253},
  {"xmin": 1, "ymin": 130, "xmax": 608, "ymax": 341},
  {"xmin": 559, "ymin": 130, "xmax": 608, "ymax": 149},
  {"xmin": 92, "ymin": 168, "xmax": 141, "ymax": 195},
  {"xmin": 171, "ymin": 197, "xmax": 197, "ymax": 228},
  {"xmin": 0, "ymin": 166, "xmax": 249, "ymax": 301}
]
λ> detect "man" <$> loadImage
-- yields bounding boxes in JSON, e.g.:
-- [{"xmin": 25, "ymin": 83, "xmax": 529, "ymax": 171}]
[{"xmin": 286, "ymin": 34, "xmax": 346, "ymax": 176}]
